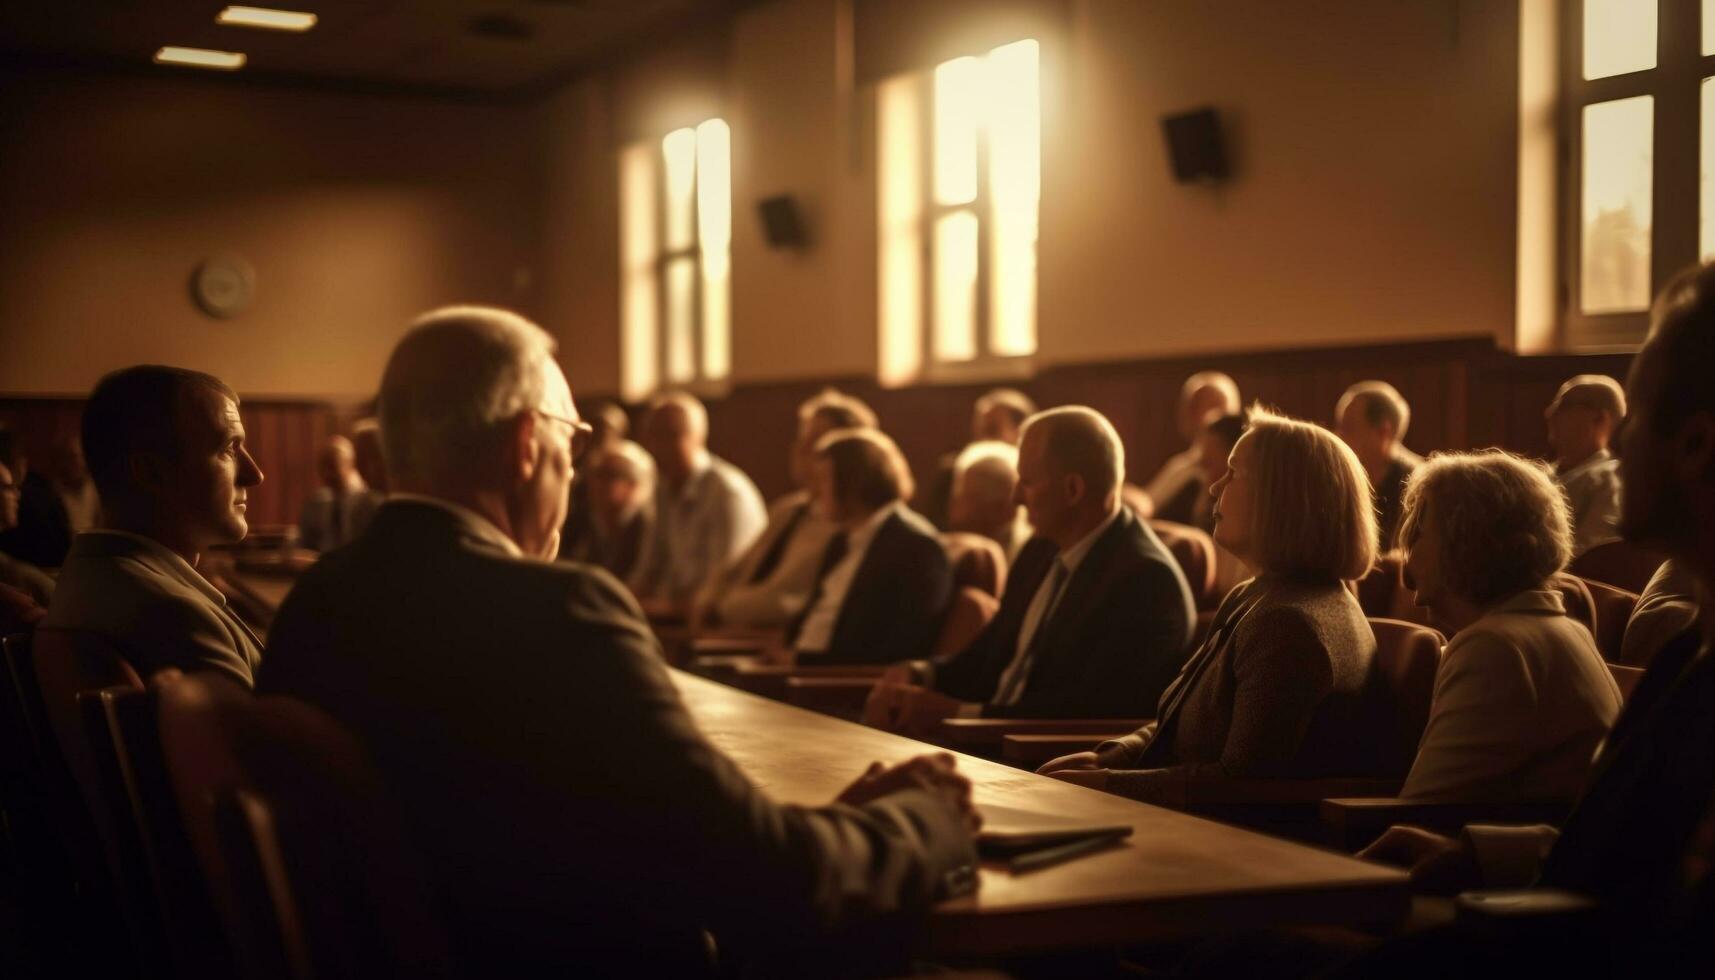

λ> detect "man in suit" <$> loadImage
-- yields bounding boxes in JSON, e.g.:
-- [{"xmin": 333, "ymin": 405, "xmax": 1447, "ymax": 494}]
[
  {"xmin": 259, "ymin": 307, "xmax": 978, "ymax": 975},
  {"xmin": 633, "ymin": 391, "xmax": 767, "ymax": 617},
  {"xmin": 693, "ymin": 389, "xmax": 872, "ymax": 630},
  {"xmin": 1356, "ymin": 262, "xmax": 1715, "ymax": 974},
  {"xmin": 786, "ymin": 428, "xmax": 953, "ymax": 664},
  {"xmin": 1334, "ymin": 380, "xmax": 1422, "ymax": 552},
  {"xmin": 1546, "ymin": 374, "xmax": 1627, "ymax": 557},
  {"xmin": 865, "ymin": 407, "xmax": 1196, "ymax": 733},
  {"xmin": 296, "ymin": 434, "xmax": 381, "ymax": 552},
  {"xmin": 42, "ymin": 366, "xmax": 265, "ymax": 686}
]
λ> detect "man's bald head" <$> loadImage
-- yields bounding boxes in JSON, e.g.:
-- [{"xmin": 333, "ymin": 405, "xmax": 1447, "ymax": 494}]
[{"xmin": 642, "ymin": 392, "xmax": 710, "ymax": 486}]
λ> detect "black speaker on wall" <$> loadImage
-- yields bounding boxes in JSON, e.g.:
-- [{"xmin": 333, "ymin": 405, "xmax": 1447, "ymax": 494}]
[
  {"xmin": 1161, "ymin": 107, "xmax": 1229, "ymax": 183},
  {"xmin": 757, "ymin": 195, "xmax": 809, "ymax": 248}
]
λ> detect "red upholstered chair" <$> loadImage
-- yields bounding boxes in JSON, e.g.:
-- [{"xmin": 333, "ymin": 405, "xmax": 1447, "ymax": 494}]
[
  {"xmin": 159, "ymin": 675, "xmax": 452, "ymax": 980},
  {"xmin": 940, "ymin": 532, "xmax": 1007, "ymax": 599},
  {"xmin": 1577, "ymin": 577, "xmax": 1638, "ymax": 663},
  {"xmin": 1569, "ymin": 541, "xmax": 1668, "ymax": 595},
  {"xmin": 929, "ymin": 586, "xmax": 1000, "ymax": 661},
  {"xmin": 1148, "ymin": 519, "xmax": 1220, "ymax": 610},
  {"xmin": 1362, "ymin": 618, "xmax": 1446, "ymax": 776}
]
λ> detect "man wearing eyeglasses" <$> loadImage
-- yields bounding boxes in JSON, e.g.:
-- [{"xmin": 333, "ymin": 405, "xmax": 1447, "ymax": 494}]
[{"xmin": 259, "ymin": 306, "xmax": 978, "ymax": 976}]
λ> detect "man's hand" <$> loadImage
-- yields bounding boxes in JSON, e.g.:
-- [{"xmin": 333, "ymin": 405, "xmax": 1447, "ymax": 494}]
[
  {"xmin": 863, "ymin": 682, "xmax": 965, "ymax": 735},
  {"xmin": 1036, "ymin": 750, "xmax": 1103, "ymax": 775},
  {"xmin": 837, "ymin": 753, "xmax": 981, "ymax": 831},
  {"xmin": 1358, "ymin": 825, "xmax": 1482, "ymax": 895},
  {"xmin": 537, "ymin": 529, "xmax": 561, "ymax": 562}
]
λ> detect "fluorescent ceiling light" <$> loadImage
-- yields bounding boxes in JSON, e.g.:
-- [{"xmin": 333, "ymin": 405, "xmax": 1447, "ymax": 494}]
[
  {"xmin": 153, "ymin": 46, "xmax": 247, "ymax": 70},
  {"xmin": 216, "ymin": 6, "xmax": 317, "ymax": 32}
]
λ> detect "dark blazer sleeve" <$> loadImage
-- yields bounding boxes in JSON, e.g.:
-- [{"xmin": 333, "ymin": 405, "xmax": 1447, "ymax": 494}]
[
  {"xmin": 932, "ymin": 607, "xmax": 1011, "ymax": 702},
  {"xmin": 982, "ymin": 556, "xmax": 1193, "ymax": 718},
  {"xmin": 818, "ymin": 522, "xmax": 953, "ymax": 665},
  {"xmin": 550, "ymin": 571, "xmax": 976, "ymax": 952}
]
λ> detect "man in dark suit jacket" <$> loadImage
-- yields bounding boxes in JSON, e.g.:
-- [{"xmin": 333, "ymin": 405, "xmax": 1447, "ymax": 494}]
[
  {"xmin": 259, "ymin": 307, "xmax": 978, "ymax": 976},
  {"xmin": 866, "ymin": 407, "xmax": 1195, "ymax": 734},
  {"xmin": 1355, "ymin": 262, "xmax": 1715, "ymax": 975},
  {"xmin": 787, "ymin": 428, "xmax": 952, "ymax": 664}
]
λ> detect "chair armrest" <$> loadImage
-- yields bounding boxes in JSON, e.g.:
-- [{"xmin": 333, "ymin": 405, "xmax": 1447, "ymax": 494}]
[
  {"xmin": 1001, "ymin": 733, "xmax": 1133, "ymax": 767},
  {"xmin": 688, "ymin": 654, "xmax": 766, "ymax": 680},
  {"xmin": 689, "ymin": 635, "xmax": 772, "ymax": 657},
  {"xmin": 783, "ymin": 677, "xmax": 877, "ymax": 718},
  {"xmin": 937, "ymin": 718, "xmax": 1149, "ymax": 753},
  {"xmin": 1320, "ymin": 797, "xmax": 1575, "ymax": 852}
]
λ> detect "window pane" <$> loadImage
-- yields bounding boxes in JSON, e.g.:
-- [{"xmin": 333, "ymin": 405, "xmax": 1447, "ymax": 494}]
[
  {"xmin": 695, "ymin": 119, "xmax": 732, "ymax": 380},
  {"xmin": 665, "ymin": 257, "xmax": 697, "ymax": 383},
  {"xmin": 987, "ymin": 39, "xmax": 1039, "ymax": 357},
  {"xmin": 877, "ymin": 73, "xmax": 925, "ymax": 386},
  {"xmin": 933, "ymin": 211, "xmax": 978, "ymax": 361},
  {"xmin": 934, "ymin": 56, "xmax": 981, "ymax": 206},
  {"xmin": 619, "ymin": 142, "xmax": 658, "ymax": 401},
  {"xmin": 1583, "ymin": 0, "xmax": 1656, "ymax": 80},
  {"xmin": 1581, "ymin": 96, "xmax": 1653, "ymax": 314},
  {"xmin": 1705, "ymin": 78, "xmax": 1715, "ymax": 260},
  {"xmin": 662, "ymin": 127, "xmax": 697, "ymax": 251},
  {"xmin": 1705, "ymin": 0, "xmax": 1715, "ymax": 56}
]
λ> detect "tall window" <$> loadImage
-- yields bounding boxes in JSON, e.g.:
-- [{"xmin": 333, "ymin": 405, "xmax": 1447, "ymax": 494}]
[
  {"xmin": 878, "ymin": 39, "xmax": 1040, "ymax": 385},
  {"xmin": 620, "ymin": 118, "xmax": 732, "ymax": 400},
  {"xmin": 1564, "ymin": 0, "xmax": 1707, "ymax": 346}
]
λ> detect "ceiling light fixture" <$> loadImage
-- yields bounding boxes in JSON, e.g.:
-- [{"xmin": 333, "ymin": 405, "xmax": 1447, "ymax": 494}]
[
  {"xmin": 153, "ymin": 46, "xmax": 247, "ymax": 70},
  {"xmin": 216, "ymin": 6, "xmax": 318, "ymax": 32}
]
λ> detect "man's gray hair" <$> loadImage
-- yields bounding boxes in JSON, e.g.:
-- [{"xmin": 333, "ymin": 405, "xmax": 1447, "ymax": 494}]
[
  {"xmin": 379, "ymin": 305, "xmax": 559, "ymax": 487},
  {"xmin": 1020, "ymin": 406, "xmax": 1125, "ymax": 502},
  {"xmin": 1337, "ymin": 380, "xmax": 1412, "ymax": 440},
  {"xmin": 953, "ymin": 440, "xmax": 1019, "ymax": 506}
]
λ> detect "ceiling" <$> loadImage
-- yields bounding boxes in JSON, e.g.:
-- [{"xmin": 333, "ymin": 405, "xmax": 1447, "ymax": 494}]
[{"xmin": 0, "ymin": 0, "xmax": 747, "ymax": 98}]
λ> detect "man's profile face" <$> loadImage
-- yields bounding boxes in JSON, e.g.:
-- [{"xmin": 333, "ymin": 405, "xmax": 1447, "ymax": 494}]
[
  {"xmin": 1013, "ymin": 429, "xmax": 1069, "ymax": 537},
  {"xmin": 520, "ymin": 363, "xmax": 579, "ymax": 558},
  {"xmin": 167, "ymin": 386, "xmax": 263, "ymax": 548}
]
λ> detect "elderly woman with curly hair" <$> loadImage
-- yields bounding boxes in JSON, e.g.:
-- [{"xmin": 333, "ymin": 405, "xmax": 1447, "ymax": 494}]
[
  {"xmin": 1039, "ymin": 407, "xmax": 1383, "ymax": 801},
  {"xmin": 1395, "ymin": 450, "xmax": 1622, "ymax": 805}
]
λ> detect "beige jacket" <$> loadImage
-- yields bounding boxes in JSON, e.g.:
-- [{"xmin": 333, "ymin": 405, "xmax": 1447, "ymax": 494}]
[{"xmin": 1401, "ymin": 589, "xmax": 1621, "ymax": 803}]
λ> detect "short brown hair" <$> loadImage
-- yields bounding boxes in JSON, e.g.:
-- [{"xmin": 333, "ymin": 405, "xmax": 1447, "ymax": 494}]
[
  {"xmin": 1547, "ymin": 374, "xmax": 1626, "ymax": 420},
  {"xmin": 1337, "ymin": 380, "xmax": 1412, "ymax": 440},
  {"xmin": 815, "ymin": 428, "xmax": 914, "ymax": 511},
  {"xmin": 1244, "ymin": 406, "xmax": 1377, "ymax": 581},
  {"xmin": 798, "ymin": 388, "xmax": 878, "ymax": 431},
  {"xmin": 83, "ymin": 365, "xmax": 238, "ymax": 502}
]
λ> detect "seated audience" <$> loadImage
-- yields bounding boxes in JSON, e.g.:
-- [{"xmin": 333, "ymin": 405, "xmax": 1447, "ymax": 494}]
[
  {"xmin": 1620, "ymin": 558, "xmax": 1701, "ymax": 667},
  {"xmin": 693, "ymin": 389, "xmax": 870, "ymax": 630},
  {"xmin": 1334, "ymin": 380, "xmax": 1423, "ymax": 550},
  {"xmin": 1142, "ymin": 371, "xmax": 1242, "ymax": 525},
  {"xmin": 1394, "ymin": 451, "xmax": 1621, "ymax": 804},
  {"xmin": 259, "ymin": 307, "xmax": 977, "ymax": 974},
  {"xmin": 1193, "ymin": 411, "xmax": 1253, "ymax": 598},
  {"xmin": 0, "ymin": 425, "xmax": 74, "ymax": 568},
  {"xmin": 48, "ymin": 435, "xmax": 99, "ymax": 533},
  {"xmin": 1355, "ymin": 262, "xmax": 1715, "ymax": 976},
  {"xmin": 865, "ymin": 407, "xmax": 1195, "ymax": 730},
  {"xmin": 43, "ymin": 366, "xmax": 265, "ymax": 686},
  {"xmin": 562, "ymin": 439, "xmax": 655, "ymax": 589},
  {"xmin": 785, "ymin": 429, "xmax": 952, "ymax": 664},
  {"xmin": 559, "ymin": 400, "xmax": 628, "ymax": 561},
  {"xmin": 634, "ymin": 392, "xmax": 766, "ymax": 614},
  {"xmin": 947, "ymin": 439, "xmax": 1031, "ymax": 562},
  {"xmin": 1040, "ymin": 407, "xmax": 1380, "ymax": 801},
  {"xmin": 349, "ymin": 416, "xmax": 388, "ymax": 493},
  {"xmin": 921, "ymin": 387, "xmax": 1036, "ymax": 529},
  {"xmin": 0, "ymin": 458, "xmax": 54, "ymax": 606},
  {"xmin": 297, "ymin": 434, "xmax": 381, "ymax": 552},
  {"xmin": 1546, "ymin": 373, "xmax": 1627, "ymax": 556}
]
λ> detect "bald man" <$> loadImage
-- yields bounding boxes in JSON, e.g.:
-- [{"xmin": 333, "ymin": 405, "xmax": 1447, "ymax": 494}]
[
  {"xmin": 297, "ymin": 433, "xmax": 381, "ymax": 552},
  {"xmin": 634, "ymin": 392, "xmax": 766, "ymax": 614},
  {"xmin": 1547, "ymin": 374, "xmax": 1627, "ymax": 556}
]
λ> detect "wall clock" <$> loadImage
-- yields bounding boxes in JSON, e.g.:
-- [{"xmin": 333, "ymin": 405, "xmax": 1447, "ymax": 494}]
[{"xmin": 191, "ymin": 255, "xmax": 255, "ymax": 318}]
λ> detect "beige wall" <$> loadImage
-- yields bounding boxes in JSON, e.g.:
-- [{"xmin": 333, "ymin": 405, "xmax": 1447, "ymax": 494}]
[{"xmin": 0, "ymin": 68, "xmax": 542, "ymax": 398}]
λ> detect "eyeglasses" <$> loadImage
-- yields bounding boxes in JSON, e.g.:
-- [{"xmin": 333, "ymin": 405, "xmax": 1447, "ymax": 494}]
[{"xmin": 533, "ymin": 409, "xmax": 595, "ymax": 458}]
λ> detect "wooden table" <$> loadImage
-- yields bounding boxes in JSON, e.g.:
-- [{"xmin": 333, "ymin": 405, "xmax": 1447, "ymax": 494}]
[{"xmin": 673, "ymin": 670, "xmax": 1410, "ymax": 957}]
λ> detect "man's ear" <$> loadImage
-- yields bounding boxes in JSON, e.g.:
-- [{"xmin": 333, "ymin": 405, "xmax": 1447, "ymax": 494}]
[
  {"xmin": 513, "ymin": 412, "xmax": 542, "ymax": 483},
  {"xmin": 1677, "ymin": 411, "xmax": 1715, "ymax": 482},
  {"xmin": 1062, "ymin": 471, "xmax": 1087, "ymax": 508}
]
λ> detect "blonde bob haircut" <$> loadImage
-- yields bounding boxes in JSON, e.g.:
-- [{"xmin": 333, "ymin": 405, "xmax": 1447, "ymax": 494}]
[
  {"xmin": 1396, "ymin": 450, "xmax": 1572, "ymax": 608},
  {"xmin": 1242, "ymin": 406, "xmax": 1377, "ymax": 582}
]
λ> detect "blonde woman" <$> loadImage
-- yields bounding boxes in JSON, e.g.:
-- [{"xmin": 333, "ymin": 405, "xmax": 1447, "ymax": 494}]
[
  {"xmin": 1040, "ymin": 407, "xmax": 1380, "ymax": 801},
  {"xmin": 1394, "ymin": 451, "xmax": 1621, "ymax": 804}
]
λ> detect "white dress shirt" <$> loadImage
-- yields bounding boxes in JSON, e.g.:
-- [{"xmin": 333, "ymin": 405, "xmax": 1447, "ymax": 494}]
[
  {"xmin": 989, "ymin": 506, "xmax": 1123, "ymax": 706},
  {"xmin": 793, "ymin": 502, "xmax": 899, "ymax": 654},
  {"xmin": 639, "ymin": 451, "xmax": 768, "ymax": 602}
]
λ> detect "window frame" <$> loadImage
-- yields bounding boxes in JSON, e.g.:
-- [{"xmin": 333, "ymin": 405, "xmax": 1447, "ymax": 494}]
[{"xmin": 1561, "ymin": 0, "xmax": 1707, "ymax": 348}]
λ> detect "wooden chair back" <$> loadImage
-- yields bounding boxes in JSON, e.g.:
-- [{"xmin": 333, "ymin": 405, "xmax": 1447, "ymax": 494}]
[
  {"xmin": 30, "ymin": 629, "xmax": 143, "ymax": 836},
  {"xmin": 1362, "ymin": 618, "xmax": 1446, "ymax": 775},
  {"xmin": 1148, "ymin": 519, "xmax": 1219, "ymax": 610},
  {"xmin": 158, "ymin": 675, "xmax": 452, "ymax": 980},
  {"xmin": 941, "ymin": 532, "xmax": 1007, "ymax": 598},
  {"xmin": 1577, "ymin": 577, "xmax": 1638, "ymax": 663},
  {"xmin": 1569, "ymin": 540, "xmax": 1667, "ymax": 595},
  {"xmin": 930, "ymin": 586, "xmax": 1000, "ymax": 661},
  {"xmin": 1607, "ymin": 662, "xmax": 1645, "ymax": 702}
]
